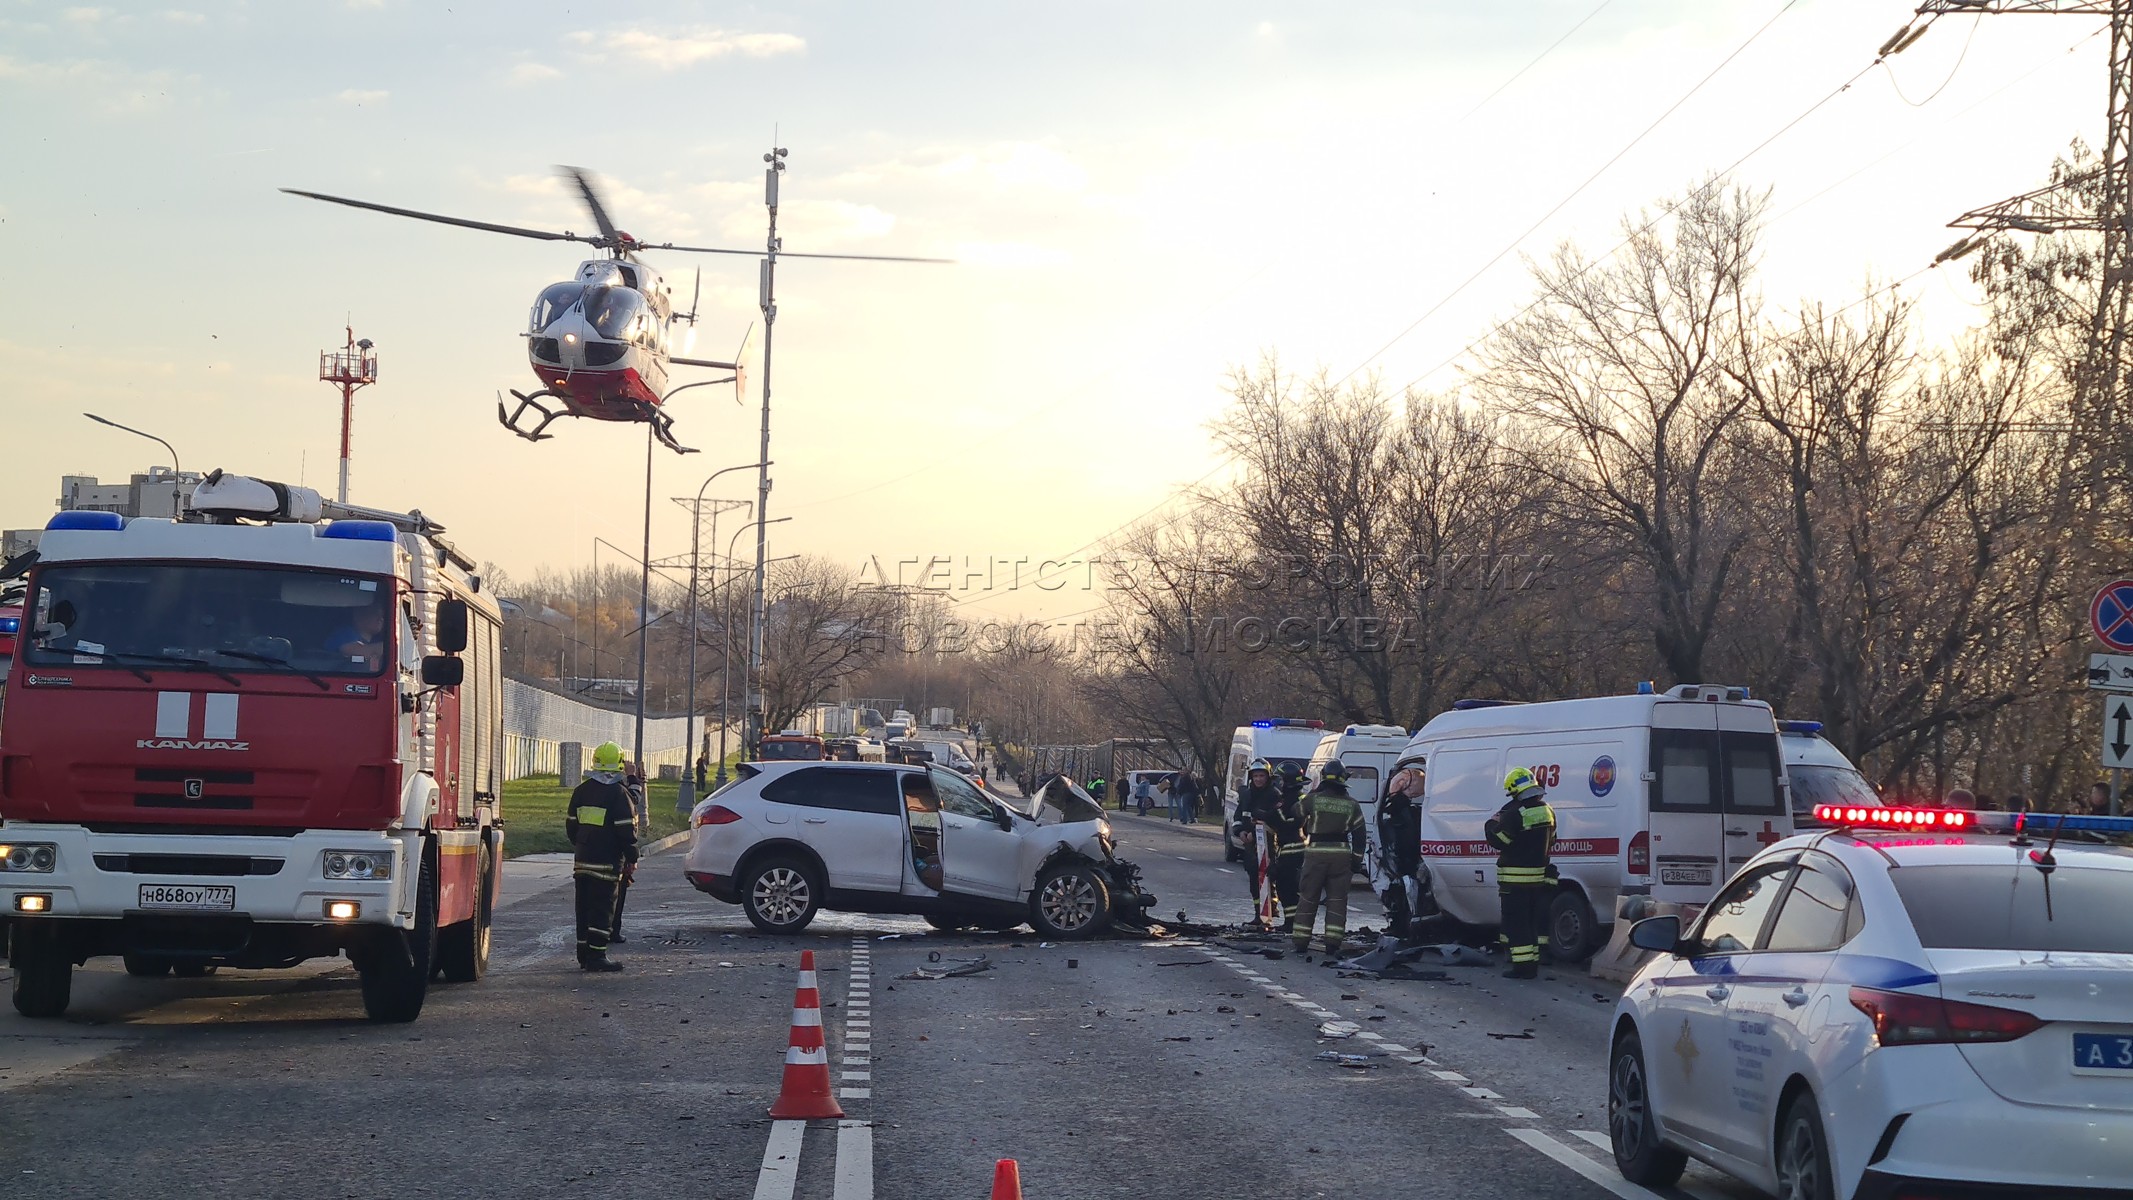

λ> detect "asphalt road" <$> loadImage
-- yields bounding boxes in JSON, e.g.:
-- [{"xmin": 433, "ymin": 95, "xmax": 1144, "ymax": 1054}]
[{"xmin": 0, "ymin": 814, "xmax": 1768, "ymax": 1200}]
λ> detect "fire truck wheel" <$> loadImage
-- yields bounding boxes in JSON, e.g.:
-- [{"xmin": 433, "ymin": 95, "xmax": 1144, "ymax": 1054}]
[
  {"xmin": 123, "ymin": 954, "xmax": 172, "ymax": 978},
  {"xmin": 10, "ymin": 926, "xmax": 72, "ymax": 1019},
  {"xmin": 439, "ymin": 840, "xmax": 494, "ymax": 984},
  {"xmin": 360, "ymin": 842, "xmax": 438, "ymax": 1023}
]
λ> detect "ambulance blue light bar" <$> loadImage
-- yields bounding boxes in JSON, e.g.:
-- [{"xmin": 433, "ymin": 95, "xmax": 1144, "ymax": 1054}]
[
  {"xmin": 46, "ymin": 511, "xmax": 124, "ymax": 531},
  {"xmin": 1251, "ymin": 718, "xmax": 1324, "ymax": 729},
  {"xmin": 320, "ymin": 520, "xmax": 397, "ymax": 542},
  {"xmin": 1779, "ymin": 721, "xmax": 1825, "ymax": 735}
]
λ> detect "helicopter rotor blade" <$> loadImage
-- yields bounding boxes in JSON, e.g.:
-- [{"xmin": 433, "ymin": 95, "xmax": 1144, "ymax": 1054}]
[
  {"xmin": 559, "ymin": 165, "xmax": 622, "ymax": 245},
  {"xmin": 280, "ymin": 188, "xmax": 594, "ymax": 244},
  {"xmin": 648, "ymin": 241, "xmax": 955, "ymax": 264}
]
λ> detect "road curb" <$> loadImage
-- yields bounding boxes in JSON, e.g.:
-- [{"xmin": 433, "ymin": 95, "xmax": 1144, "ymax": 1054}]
[
  {"xmin": 1113, "ymin": 810, "xmax": 1224, "ymax": 840},
  {"xmin": 644, "ymin": 828, "xmax": 690, "ymax": 856}
]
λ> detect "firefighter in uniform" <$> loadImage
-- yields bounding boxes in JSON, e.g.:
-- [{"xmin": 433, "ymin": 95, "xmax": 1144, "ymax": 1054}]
[
  {"xmin": 1487, "ymin": 767, "xmax": 1557, "ymax": 979},
  {"xmin": 1230, "ymin": 759, "xmax": 1282, "ymax": 908},
  {"xmin": 1270, "ymin": 762, "xmax": 1307, "ymax": 931},
  {"xmin": 1290, "ymin": 762, "xmax": 1366, "ymax": 958},
  {"xmin": 566, "ymin": 741, "xmax": 639, "ymax": 972}
]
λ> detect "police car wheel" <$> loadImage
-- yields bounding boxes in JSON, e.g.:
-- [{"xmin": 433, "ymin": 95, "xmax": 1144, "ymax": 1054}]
[
  {"xmin": 1773, "ymin": 1093, "xmax": 1835, "ymax": 1200},
  {"xmin": 742, "ymin": 857, "xmax": 821, "ymax": 933},
  {"xmin": 1608, "ymin": 1031, "xmax": 1687, "ymax": 1187}
]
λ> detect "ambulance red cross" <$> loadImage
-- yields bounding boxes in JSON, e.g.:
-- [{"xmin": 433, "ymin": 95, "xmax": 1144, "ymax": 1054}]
[{"xmin": 1607, "ymin": 804, "xmax": 2133, "ymax": 1199}]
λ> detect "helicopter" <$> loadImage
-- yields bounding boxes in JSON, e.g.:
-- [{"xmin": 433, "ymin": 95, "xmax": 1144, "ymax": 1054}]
[{"xmin": 283, "ymin": 166, "xmax": 946, "ymax": 453}]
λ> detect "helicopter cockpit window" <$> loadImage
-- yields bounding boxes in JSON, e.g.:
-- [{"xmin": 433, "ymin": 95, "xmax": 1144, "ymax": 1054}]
[
  {"xmin": 586, "ymin": 286, "xmax": 645, "ymax": 340},
  {"xmin": 529, "ymin": 282, "xmax": 585, "ymax": 333}
]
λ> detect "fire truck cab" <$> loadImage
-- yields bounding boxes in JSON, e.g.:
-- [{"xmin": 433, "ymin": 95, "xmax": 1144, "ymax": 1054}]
[{"xmin": 0, "ymin": 472, "xmax": 503, "ymax": 1023}]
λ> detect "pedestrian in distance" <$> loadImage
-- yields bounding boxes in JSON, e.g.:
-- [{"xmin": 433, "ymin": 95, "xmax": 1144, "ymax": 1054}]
[
  {"xmin": 566, "ymin": 742, "xmax": 638, "ymax": 972},
  {"xmin": 1170, "ymin": 769, "xmax": 1202, "ymax": 824},
  {"xmin": 2090, "ymin": 781, "xmax": 2115, "ymax": 816},
  {"xmin": 1488, "ymin": 767, "xmax": 1557, "ymax": 980},
  {"xmin": 694, "ymin": 752, "xmax": 708, "ymax": 793},
  {"xmin": 1290, "ymin": 761, "xmax": 1365, "ymax": 958},
  {"xmin": 1134, "ymin": 773, "xmax": 1153, "ymax": 816}
]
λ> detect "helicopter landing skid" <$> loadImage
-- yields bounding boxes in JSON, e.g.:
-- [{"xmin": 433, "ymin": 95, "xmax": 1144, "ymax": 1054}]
[
  {"xmin": 642, "ymin": 402, "xmax": 698, "ymax": 455},
  {"xmin": 497, "ymin": 389, "xmax": 566, "ymax": 443}
]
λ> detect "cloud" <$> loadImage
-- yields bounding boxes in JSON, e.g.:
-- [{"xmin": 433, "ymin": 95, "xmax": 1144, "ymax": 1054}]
[
  {"xmin": 508, "ymin": 62, "xmax": 561, "ymax": 85},
  {"xmin": 569, "ymin": 26, "xmax": 804, "ymax": 71},
  {"xmin": 162, "ymin": 10, "xmax": 206, "ymax": 23},
  {"xmin": 0, "ymin": 54, "xmax": 186, "ymax": 113},
  {"xmin": 62, "ymin": 7, "xmax": 107, "ymax": 23},
  {"xmin": 336, "ymin": 88, "xmax": 388, "ymax": 105}
]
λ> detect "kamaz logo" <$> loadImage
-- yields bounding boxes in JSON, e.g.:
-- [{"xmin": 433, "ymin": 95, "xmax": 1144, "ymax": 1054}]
[{"xmin": 136, "ymin": 739, "xmax": 249, "ymax": 752}]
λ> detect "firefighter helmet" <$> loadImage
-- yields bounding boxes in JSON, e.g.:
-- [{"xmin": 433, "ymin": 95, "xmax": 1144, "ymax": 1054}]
[
  {"xmin": 1503, "ymin": 766, "xmax": 1543, "ymax": 801},
  {"xmin": 1319, "ymin": 760, "xmax": 1350, "ymax": 783},
  {"xmin": 592, "ymin": 741, "xmax": 625, "ymax": 773},
  {"xmin": 1247, "ymin": 758, "xmax": 1272, "ymax": 777}
]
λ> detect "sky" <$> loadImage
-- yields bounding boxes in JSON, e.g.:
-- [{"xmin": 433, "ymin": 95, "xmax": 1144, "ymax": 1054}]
[{"xmin": 0, "ymin": 0, "xmax": 2113, "ymax": 623}]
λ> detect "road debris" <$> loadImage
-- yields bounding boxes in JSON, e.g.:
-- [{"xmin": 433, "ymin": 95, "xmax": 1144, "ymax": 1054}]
[
  {"xmin": 1487, "ymin": 1029, "xmax": 1537, "ymax": 1041},
  {"xmin": 1156, "ymin": 959, "xmax": 1213, "ymax": 967},
  {"xmin": 1316, "ymin": 1020, "xmax": 1363, "ymax": 1039},
  {"xmin": 1313, "ymin": 1051, "xmax": 1385, "ymax": 1068},
  {"xmin": 896, "ymin": 956, "xmax": 993, "ymax": 981}
]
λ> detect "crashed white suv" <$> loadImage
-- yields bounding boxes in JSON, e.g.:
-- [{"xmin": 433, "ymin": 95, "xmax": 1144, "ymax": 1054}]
[{"xmin": 685, "ymin": 765, "xmax": 1152, "ymax": 939}]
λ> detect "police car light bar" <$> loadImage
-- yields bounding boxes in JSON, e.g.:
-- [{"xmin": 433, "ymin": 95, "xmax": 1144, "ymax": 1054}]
[
  {"xmin": 1971, "ymin": 811, "xmax": 2133, "ymax": 837},
  {"xmin": 1812, "ymin": 805, "xmax": 1974, "ymax": 832}
]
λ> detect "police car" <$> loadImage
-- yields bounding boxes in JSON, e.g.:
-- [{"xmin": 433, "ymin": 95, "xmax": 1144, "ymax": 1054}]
[{"xmin": 1607, "ymin": 805, "xmax": 2133, "ymax": 1199}]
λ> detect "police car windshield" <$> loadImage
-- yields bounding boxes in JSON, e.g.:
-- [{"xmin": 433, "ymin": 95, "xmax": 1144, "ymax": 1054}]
[
  {"xmin": 1788, "ymin": 764, "xmax": 1879, "ymax": 815},
  {"xmin": 1890, "ymin": 863, "xmax": 2133, "ymax": 954},
  {"xmin": 25, "ymin": 563, "xmax": 391, "ymax": 678}
]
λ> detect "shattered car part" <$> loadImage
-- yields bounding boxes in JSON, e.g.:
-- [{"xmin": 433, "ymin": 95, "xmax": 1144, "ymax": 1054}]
[
  {"xmin": 1314, "ymin": 1051, "xmax": 1385, "ymax": 1068},
  {"xmin": 896, "ymin": 956, "xmax": 993, "ymax": 981},
  {"xmin": 1316, "ymin": 1020, "xmax": 1363, "ymax": 1039}
]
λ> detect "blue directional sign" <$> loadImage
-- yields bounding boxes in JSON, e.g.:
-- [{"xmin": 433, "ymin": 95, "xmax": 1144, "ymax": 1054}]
[{"xmin": 2094, "ymin": 580, "xmax": 2133, "ymax": 653}]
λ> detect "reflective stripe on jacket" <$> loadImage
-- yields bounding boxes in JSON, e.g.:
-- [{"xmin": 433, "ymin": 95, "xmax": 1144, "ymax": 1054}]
[{"xmin": 1301, "ymin": 783, "xmax": 1364, "ymax": 857}]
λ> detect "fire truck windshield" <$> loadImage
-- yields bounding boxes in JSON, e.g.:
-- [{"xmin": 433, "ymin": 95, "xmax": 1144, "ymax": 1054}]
[{"xmin": 24, "ymin": 562, "xmax": 394, "ymax": 678}]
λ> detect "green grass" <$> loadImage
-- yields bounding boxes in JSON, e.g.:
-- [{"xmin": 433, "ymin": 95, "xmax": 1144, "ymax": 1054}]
[{"xmin": 501, "ymin": 774, "xmax": 695, "ymax": 858}]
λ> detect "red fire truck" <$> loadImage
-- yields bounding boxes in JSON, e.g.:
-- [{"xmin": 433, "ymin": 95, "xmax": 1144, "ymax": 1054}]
[{"xmin": 0, "ymin": 472, "xmax": 503, "ymax": 1022}]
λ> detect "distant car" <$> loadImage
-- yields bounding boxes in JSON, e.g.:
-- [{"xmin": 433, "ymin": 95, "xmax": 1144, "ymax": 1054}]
[
  {"xmin": 756, "ymin": 731, "xmax": 826, "ymax": 762},
  {"xmin": 1608, "ymin": 805, "xmax": 2133, "ymax": 1200},
  {"xmin": 685, "ymin": 765, "xmax": 1152, "ymax": 939},
  {"xmin": 1778, "ymin": 719, "xmax": 1879, "ymax": 827}
]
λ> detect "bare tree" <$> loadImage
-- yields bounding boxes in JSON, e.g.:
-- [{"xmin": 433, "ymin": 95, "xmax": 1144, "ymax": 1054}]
[{"xmin": 758, "ymin": 557, "xmax": 902, "ymax": 737}]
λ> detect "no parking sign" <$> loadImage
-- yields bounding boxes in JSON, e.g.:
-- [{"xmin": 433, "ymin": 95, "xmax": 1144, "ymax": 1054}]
[{"xmin": 2093, "ymin": 580, "xmax": 2133, "ymax": 653}]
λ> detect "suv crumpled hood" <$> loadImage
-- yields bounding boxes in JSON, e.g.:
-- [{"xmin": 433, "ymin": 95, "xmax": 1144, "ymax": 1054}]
[{"xmin": 1018, "ymin": 776, "xmax": 1106, "ymax": 826}]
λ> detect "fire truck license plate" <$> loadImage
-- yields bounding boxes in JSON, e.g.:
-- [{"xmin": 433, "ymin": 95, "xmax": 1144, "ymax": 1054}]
[{"xmin": 138, "ymin": 884, "xmax": 236, "ymax": 912}]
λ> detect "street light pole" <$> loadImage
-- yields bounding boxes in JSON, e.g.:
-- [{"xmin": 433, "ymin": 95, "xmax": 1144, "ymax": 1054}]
[
  {"xmin": 681, "ymin": 460, "xmax": 765, "ymax": 798},
  {"xmin": 750, "ymin": 148, "xmax": 787, "ymax": 768},
  {"xmin": 83, "ymin": 412, "xmax": 180, "ymax": 476},
  {"xmin": 628, "ymin": 381, "xmax": 718, "ymax": 810},
  {"xmin": 719, "ymin": 515, "xmax": 790, "ymax": 780}
]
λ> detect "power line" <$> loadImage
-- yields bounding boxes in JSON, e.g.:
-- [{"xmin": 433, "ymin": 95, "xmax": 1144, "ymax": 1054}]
[
  {"xmin": 787, "ymin": 2, "xmax": 1625, "ymax": 514},
  {"xmin": 1463, "ymin": 0, "xmax": 1617, "ymax": 118},
  {"xmin": 1332, "ymin": 0, "xmax": 1807, "ymax": 389}
]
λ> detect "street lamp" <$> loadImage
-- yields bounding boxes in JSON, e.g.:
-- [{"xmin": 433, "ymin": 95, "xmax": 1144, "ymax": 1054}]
[
  {"xmin": 83, "ymin": 412, "xmax": 180, "ymax": 476},
  {"xmin": 679, "ymin": 460, "xmax": 766, "ymax": 806},
  {"xmin": 714, "ymin": 515, "xmax": 790, "ymax": 783}
]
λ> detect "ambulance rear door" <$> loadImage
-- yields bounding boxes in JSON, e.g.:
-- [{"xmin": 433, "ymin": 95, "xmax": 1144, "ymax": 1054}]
[{"xmin": 1647, "ymin": 702, "xmax": 1724, "ymax": 906}]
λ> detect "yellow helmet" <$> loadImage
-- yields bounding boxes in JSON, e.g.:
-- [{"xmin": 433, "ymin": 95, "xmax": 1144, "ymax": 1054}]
[
  {"xmin": 1503, "ymin": 766, "xmax": 1542, "ymax": 800},
  {"xmin": 592, "ymin": 741, "xmax": 625, "ymax": 773}
]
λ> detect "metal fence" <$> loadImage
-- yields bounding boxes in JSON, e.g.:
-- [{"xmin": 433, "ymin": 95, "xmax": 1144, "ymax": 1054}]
[{"xmin": 502, "ymin": 678, "xmax": 733, "ymax": 781}]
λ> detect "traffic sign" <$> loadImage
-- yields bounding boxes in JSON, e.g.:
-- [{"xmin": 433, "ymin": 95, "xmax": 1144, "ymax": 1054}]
[
  {"xmin": 2092, "ymin": 580, "xmax": 2133, "ymax": 652},
  {"xmin": 2093, "ymin": 653, "xmax": 2133, "ymax": 692},
  {"xmin": 2105, "ymin": 695, "xmax": 2133, "ymax": 770}
]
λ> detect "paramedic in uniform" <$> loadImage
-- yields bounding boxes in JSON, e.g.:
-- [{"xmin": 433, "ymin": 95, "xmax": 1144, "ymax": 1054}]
[
  {"xmin": 1488, "ymin": 767, "xmax": 1557, "ymax": 979},
  {"xmin": 1290, "ymin": 761, "xmax": 1366, "ymax": 958},
  {"xmin": 566, "ymin": 742, "xmax": 638, "ymax": 972}
]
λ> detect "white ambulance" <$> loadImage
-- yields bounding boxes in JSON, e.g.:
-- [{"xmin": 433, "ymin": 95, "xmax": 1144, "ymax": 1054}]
[
  {"xmin": 1399, "ymin": 684, "xmax": 1791, "ymax": 963},
  {"xmin": 1304, "ymin": 723, "xmax": 1413, "ymax": 826},
  {"xmin": 1219, "ymin": 718, "xmax": 1327, "ymax": 862}
]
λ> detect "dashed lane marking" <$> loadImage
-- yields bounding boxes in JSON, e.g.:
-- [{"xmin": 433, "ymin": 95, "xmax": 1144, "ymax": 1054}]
[
  {"xmin": 751, "ymin": 1119, "xmax": 807, "ymax": 1200},
  {"xmin": 1504, "ymin": 1128, "xmax": 1668, "ymax": 1200},
  {"xmin": 834, "ymin": 933, "xmax": 876, "ymax": 1200},
  {"xmin": 833, "ymin": 1119, "xmax": 874, "ymax": 1200},
  {"xmin": 1570, "ymin": 1131, "xmax": 1610, "ymax": 1150},
  {"xmin": 1497, "ymin": 1106, "xmax": 1541, "ymax": 1120}
]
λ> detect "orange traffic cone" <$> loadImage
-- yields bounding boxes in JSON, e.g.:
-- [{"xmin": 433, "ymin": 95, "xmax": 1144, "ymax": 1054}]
[
  {"xmin": 991, "ymin": 1159, "xmax": 1023, "ymax": 1200},
  {"xmin": 769, "ymin": 949, "xmax": 845, "ymax": 1120}
]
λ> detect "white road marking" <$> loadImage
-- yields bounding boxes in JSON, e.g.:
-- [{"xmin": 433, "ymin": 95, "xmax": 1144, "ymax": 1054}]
[
  {"xmin": 751, "ymin": 1119, "xmax": 807, "ymax": 1200},
  {"xmin": 1462, "ymin": 1086, "xmax": 1504, "ymax": 1101},
  {"xmin": 833, "ymin": 1120, "xmax": 874, "ymax": 1200},
  {"xmin": 842, "ymin": 1070, "xmax": 871, "ymax": 1081},
  {"xmin": 1217, "ymin": 867, "xmax": 1236, "ymax": 874},
  {"xmin": 1569, "ymin": 1131, "xmax": 1610, "ymax": 1151},
  {"xmin": 839, "ymin": 1087, "xmax": 871, "ymax": 1099},
  {"xmin": 1378, "ymin": 1043, "xmax": 1412, "ymax": 1054},
  {"xmin": 1505, "ymin": 1128, "xmax": 1668, "ymax": 1200},
  {"xmin": 1433, "ymin": 1070, "xmax": 1470, "ymax": 1083},
  {"xmin": 1496, "ymin": 1106, "xmax": 1541, "ymax": 1120}
]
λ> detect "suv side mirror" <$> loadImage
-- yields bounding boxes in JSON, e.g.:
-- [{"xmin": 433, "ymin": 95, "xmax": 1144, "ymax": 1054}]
[
  {"xmin": 421, "ymin": 655, "xmax": 464, "ymax": 687},
  {"xmin": 435, "ymin": 597, "xmax": 470, "ymax": 654},
  {"xmin": 1628, "ymin": 915, "xmax": 1683, "ymax": 954},
  {"xmin": 994, "ymin": 804, "xmax": 1014, "ymax": 831}
]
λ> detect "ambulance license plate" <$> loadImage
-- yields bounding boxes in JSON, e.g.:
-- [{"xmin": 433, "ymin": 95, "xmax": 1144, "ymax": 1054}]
[
  {"xmin": 2072, "ymin": 1033, "xmax": 2133, "ymax": 1073},
  {"xmin": 138, "ymin": 884, "xmax": 236, "ymax": 912},
  {"xmin": 1659, "ymin": 866, "xmax": 1712, "ymax": 886}
]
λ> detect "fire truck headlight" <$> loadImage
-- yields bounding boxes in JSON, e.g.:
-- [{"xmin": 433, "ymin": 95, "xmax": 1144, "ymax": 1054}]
[
  {"xmin": 324, "ymin": 900, "xmax": 361, "ymax": 921},
  {"xmin": 323, "ymin": 851, "xmax": 392, "ymax": 881},
  {"xmin": 0, "ymin": 844, "xmax": 57, "ymax": 873},
  {"xmin": 14, "ymin": 894, "xmax": 51, "ymax": 914}
]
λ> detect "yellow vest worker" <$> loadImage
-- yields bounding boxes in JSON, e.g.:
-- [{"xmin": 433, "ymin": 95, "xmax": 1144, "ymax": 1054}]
[
  {"xmin": 1290, "ymin": 763, "xmax": 1366, "ymax": 958},
  {"xmin": 566, "ymin": 741, "xmax": 639, "ymax": 972},
  {"xmin": 1487, "ymin": 767, "xmax": 1557, "ymax": 979}
]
